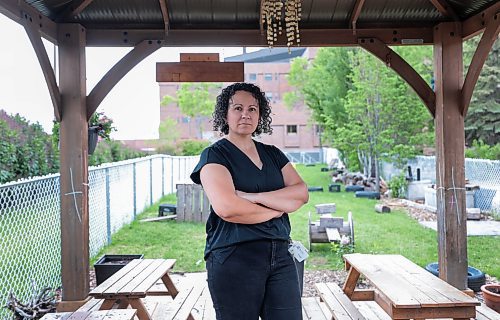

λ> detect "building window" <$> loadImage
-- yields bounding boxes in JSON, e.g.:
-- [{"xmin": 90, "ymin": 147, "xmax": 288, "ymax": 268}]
[
  {"xmin": 264, "ymin": 73, "xmax": 273, "ymax": 81},
  {"xmin": 287, "ymin": 125, "xmax": 297, "ymax": 134},
  {"xmin": 248, "ymin": 73, "xmax": 257, "ymax": 82},
  {"xmin": 266, "ymin": 92, "xmax": 273, "ymax": 100},
  {"xmin": 181, "ymin": 117, "xmax": 190, "ymax": 123}
]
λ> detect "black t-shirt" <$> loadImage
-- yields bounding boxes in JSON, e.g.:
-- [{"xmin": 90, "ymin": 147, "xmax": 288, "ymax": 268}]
[{"xmin": 190, "ymin": 138, "xmax": 291, "ymax": 260}]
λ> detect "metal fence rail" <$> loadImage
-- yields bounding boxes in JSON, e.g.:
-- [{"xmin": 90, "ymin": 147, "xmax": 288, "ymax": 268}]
[
  {"xmin": 0, "ymin": 154, "xmax": 199, "ymax": 320},
  {"xmin": 382, "ymin": 156, "xmax": 500, "ymax": 213}
]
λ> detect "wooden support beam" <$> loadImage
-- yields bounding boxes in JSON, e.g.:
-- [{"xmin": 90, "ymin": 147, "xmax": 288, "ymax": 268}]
[
  {"xmin": 349, "ymin": 0, "xmax": 365, "ymax": 34},
  {"xmin": 0, "ymin": 0, "xmax": 58, "ymax": 42},
  {"xmin": 156, "ymin": 61, "xmax": 244, "ymax": 82},
  {"xmin": 86, "ymin": 28, "xmax": 434, "ymax": 47},
  {"xmin": 158, "ymin": 0, "xmax": 170, "ymax": 35},
  {"xmin": 433, "ymin": 22, "xmax": 468, "ymax": 290},
  {"xmin": 359, "ymin": 37, "xmax": 436, "ymax": 117},
  {"xmin": 461, "ymin": 13, "xmax": 500, "ymax": 116},
  {"xmin": 462, "ymin": 2, "xmax": 500, "ymax": 40},
  {"xmin": 429, "ymin": 0, "xmax": 459, "ymax": 21},
  {"xmin": 179, "ymin": 53, "xmax": 219, "ymax": 62},
  {"xmin": 55, "ymin": 0, "xmax": 95, "ymax": 21},
  {"xmin": 57, "ymin": 23, "xmax": 89, "ymax": 303},
  {"xmin": 86, "ymin": 40, "xmax": 163, "ymax": 120},
  {"xmin": 22, "ymin": 11, "xmax": 62, "ymax": 121}
]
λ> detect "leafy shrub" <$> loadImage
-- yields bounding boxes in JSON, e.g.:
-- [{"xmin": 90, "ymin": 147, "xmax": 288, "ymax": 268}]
[
  {"xmin": 178, "ymin": 140, "xmax": 210, "ymax": 156},
  {"xmin": 465, "ymin": 140, "xmax": 500, "ymax": 160},
  {"xmin": 389, "ymin": 172, "xmax": 408, "ymax": 198}
]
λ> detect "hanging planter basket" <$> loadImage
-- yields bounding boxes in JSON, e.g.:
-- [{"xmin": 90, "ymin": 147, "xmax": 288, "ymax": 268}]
[{"xmin": 88, "ymin": 125, "xmax": 101, "ymax": 155}]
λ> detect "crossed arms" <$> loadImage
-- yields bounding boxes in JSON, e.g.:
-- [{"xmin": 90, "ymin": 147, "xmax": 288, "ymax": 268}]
[{"xmin": 200, "ymin": 163, "xmax": 309, "ymax": 224}]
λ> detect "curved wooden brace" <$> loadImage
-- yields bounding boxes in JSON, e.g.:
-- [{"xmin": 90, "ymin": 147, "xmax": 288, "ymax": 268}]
[
  {"xmin": 359, "ymin": 38, "xmax": 436, "ymax": 117},
  {"xmin": 461, "ymin": 13, "xmax": 499, "ymax": 116},
  {"xmin": 22, "ymin": 13, "xmax": 62, "ymax": 121},
  {"xmin": 86, "ymin": 40, "xmax": 163, "ymax": 120}
]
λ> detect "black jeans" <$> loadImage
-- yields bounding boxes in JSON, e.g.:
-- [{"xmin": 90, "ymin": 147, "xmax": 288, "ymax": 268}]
[{"xmin": 206, "ymin": 239, "xmax": 302, "ymax": 320}]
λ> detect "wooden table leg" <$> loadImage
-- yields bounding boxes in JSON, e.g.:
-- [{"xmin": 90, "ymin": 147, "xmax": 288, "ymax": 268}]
[
  {"xmin": 343, "ymin": 266, "xmax": 360, "ymax": 298},
  {"xmin": 128, "ymin": 298, "xmax": 151, "ymax": 320},
  {"xmin": 161, "ymin": 274, "xmax": 179, "ymax": 298},
  {"xmin": 99, "ymin": 299, "xmax": 116, "ymax": 310}
]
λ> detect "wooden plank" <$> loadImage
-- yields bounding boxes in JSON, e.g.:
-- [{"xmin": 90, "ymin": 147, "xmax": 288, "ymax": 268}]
[
  {"xmin": 353, "ymin": 301, "xmax": 391, "ymax": 320},
  {"xmin": 118, "ymin": 259, "xmax": 173, "ymax": 295},
  {"xmin": 350, "ymin": 289, "xmax": 375, "ymax": 301},
  {"xmin": 325, "ymin": 228, "xmax": 341, "ymax": 242},
  {"xmin": 202, "ymin": 190, "xmax": 210, "ymax": 223},
  {"xmin": 154, "ymin": 286, "xmax": 194, "ymax": 320},
  {"xmin": 97, "ymin": 260, "xmax": 156, "ymax": 297},
  {"xmin": 342, "ymin": 266, "xmax": 360, "ymax": 297},
  {"xmin": 89, "ymin": 259, "xmax": 143, "ymax": 296},
  {"xmin": 184, "ymin": 185, "xmax": 194, "ymax": 222},
  {"xmin": 41, "ymin": 313, "xmax": 72, "ymax": 320},
  {"xmin": 156, "ymin": 62, "xmax": 244, "ymax": 82},
  {"xmin": 140, "ymin": 215, "xmax": 176, "ymax": 222},
  {"xmin": 301, "ymin": 297, "xmax": 329, "ymax": 320},
  {"xmin": 180, "ymin": 53, "xmax": 219, "ymax": 62},
  {"xmin": 176, "ymin": 184, "xmax": 186, "ymax": 222},
  {"xmin": 387, "ymin": 255, "xmax": 478, "ymax": 306},
  {"xmin": 127, "ymin": 298, "xmax": 150, "ymax": 320},
  {"xmin": 476, "ymin": 303, "xmax": 500, "ymax": 319},
  {"xmin": 326, "ymin": 282, "xmax": 366, "ymax": 319},
  {"xmin": 192, "ymin": 184, "xmax": 202, "ymax": 222},
  {"xmin": 320, "ymin": 216, "xmax": 344, "ymax": 228},
  {"xmin": 172, "ymin": 285, "xmax": 204, "ymax": 320},
  {"xmin": 315, "ymin": 283, "xmax": 357, "ymax": 319},
  {"xmin": 77, "ymin": 298, "xmax": 104, "ymax": 312}
]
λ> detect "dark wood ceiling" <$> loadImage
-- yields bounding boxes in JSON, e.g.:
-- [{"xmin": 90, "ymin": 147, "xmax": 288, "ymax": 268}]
[{"xmin": 1, "ymin": 0, "xmax": 498, "ymax": 46}]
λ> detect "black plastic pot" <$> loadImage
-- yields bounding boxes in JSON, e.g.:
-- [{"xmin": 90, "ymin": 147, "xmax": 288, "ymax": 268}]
[{"xmin": 94, "ymin": 254, "xmax": 144, "ymax": 285}]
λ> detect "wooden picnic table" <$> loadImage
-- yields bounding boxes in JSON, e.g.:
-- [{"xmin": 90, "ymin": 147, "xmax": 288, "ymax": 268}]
[
  {"xmin": 41, "ymin": 309, "xmax": 137, "ymax": 320},
  {"xmin": 342, "ymin": 253, "xmax": 480, "ymax": 320},
  {"xmin": 89, "ymin": 259, "xmax": 179, "ymax": 320}
]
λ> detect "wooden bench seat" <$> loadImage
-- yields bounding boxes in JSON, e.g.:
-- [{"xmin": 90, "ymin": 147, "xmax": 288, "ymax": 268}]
[
  {"xmin": 151, "ymin": 285, "xmax": 205, "ymax": 320},
  {"xmin": 41, "ymin": 309, "xmax": 137, "ymax": 320},
  {"xmin": 302, "ymin": 297, "xmax": 331, "ymax": 320},
  {"xmin": 315, "ymin": 282, "xmax": 366, "ymax": 319}
]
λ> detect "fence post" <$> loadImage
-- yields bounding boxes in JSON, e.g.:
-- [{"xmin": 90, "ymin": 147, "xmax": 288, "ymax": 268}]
[
  {"xmin": 161, "ymin": 156, "xmax": 165, "ymax": 197},
  {"xmin": 133, "ymin": 162, "xmax": 137, "ymax": 217},
  {"xmin": 149, "ymin": 158, "xmax": 153, "ymax": 206},
  {"xmin": 105, "ymin": 167, "xmax": 111, "ymax": 245},
  {"xmin": 171, "ymin": 157, "xmax": 174, "ymax": 194}
]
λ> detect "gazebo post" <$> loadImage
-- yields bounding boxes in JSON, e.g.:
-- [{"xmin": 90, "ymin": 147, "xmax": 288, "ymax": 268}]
[
  {"xmin": 57, "ymin": 23, "xmax": 90, "ymax": 310},
  {"xmin": 433, "ymin": 22, "xmax": 468, "ymax": 290}
]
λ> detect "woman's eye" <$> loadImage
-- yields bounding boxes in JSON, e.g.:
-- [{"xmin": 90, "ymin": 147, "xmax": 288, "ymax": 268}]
[{"xmin": 249, "ymin": 107, "xmax": 257, "ymax": 112}]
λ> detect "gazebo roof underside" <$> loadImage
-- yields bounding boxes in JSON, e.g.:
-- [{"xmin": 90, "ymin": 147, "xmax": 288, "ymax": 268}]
[{"xmin": 2, "ymin": 0, "xmax": 498, "ymax": 47}]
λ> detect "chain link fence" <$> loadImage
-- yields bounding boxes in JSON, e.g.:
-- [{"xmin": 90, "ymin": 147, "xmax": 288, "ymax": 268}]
[
  {"xmin": 0, "ymin": 154, "xmax": 198, "ymax": 320},
  {"xmin": 382, "ymin": 156, "xmax": 500, "ymax": 213}
]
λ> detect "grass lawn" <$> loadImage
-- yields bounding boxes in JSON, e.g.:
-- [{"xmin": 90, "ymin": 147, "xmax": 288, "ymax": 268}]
[{"xmin": 93, "ymin": 164, "xmax": 499, "ymax": 278}]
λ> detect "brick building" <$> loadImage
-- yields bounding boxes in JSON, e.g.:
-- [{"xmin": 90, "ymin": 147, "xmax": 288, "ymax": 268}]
[{"xmin": 159, "ymin": 47, "xmax": 322, "ymax": 153}]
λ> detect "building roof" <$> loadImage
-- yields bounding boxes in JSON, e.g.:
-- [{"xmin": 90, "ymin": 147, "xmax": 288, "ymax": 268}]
[{"xmin": 224, "ymin": 47, "xmax": 307, "ymax": 63}]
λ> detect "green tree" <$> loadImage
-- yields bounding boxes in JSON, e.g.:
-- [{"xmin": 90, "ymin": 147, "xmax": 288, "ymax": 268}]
[
  {"xmin": 463, "ymin": 35, "xmax": 500, "ymax": 146},
  {"xmin": 285, "ymin": 48, "xmax": 351, "ymax": 133},
  {"xmin": 336, "ymin": 48, "xmax": 434, "ymax": 188},
  {"xmin": 161, "ymin": 83, "xmax": 222, "ymax": 139}
]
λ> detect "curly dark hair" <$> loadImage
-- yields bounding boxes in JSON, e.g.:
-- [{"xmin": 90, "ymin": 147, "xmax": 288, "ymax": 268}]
[{"xmin": 212, "ymin": 82, "xmax": 273, "ymax": 136}]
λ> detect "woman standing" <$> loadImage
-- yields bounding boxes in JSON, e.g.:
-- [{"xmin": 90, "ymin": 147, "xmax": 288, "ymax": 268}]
[{"xmin": 190, "ymin": 82, "xmax": 308, "ymax": 319}]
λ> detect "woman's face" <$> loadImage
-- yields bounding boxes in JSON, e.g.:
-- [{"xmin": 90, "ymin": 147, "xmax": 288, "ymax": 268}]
[{"xmin": 226, "ymin": 90, "xmax": 260, "ymax": 136}]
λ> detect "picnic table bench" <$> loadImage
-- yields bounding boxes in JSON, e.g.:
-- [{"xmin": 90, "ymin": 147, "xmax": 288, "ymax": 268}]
[
  {"xmin": 40, "ymin": 309, "xmax": 137, "ymax": 320},
  {"xmin": 88, "ymin": 258, "xmax": 202, "ymax": 320},
  {"xmin": 341, "ymin": 253, "xmax": 481, "ymax": 319}
]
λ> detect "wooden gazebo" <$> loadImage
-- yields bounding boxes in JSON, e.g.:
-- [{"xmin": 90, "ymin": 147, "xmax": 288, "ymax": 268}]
[{"xmin": 0, "ymin": 0, "xmax": 498, "ymax": 309}]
